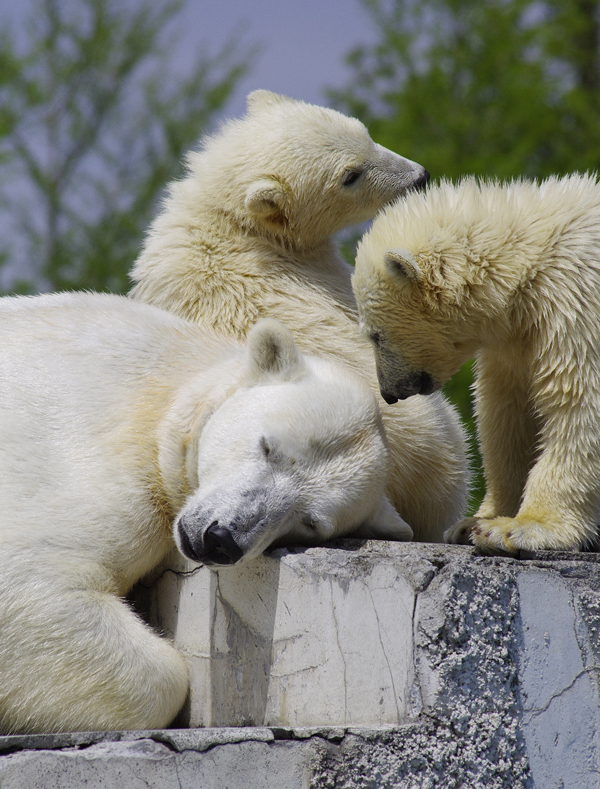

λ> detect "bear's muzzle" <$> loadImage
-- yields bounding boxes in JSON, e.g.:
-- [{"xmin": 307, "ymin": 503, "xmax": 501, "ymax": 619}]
[
  {"xmin": 380, "ymin": 370, "xmax": 435, "ymax": 403},
  {"xmin": 176, "ymin": 517, "xmax": 244, "ymax": 566}
]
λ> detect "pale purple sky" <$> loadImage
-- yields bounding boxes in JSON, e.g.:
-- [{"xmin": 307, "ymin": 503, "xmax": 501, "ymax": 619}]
[{"xmin": 176, "ymin": 0, "xmax": 378, "ymax": 118}]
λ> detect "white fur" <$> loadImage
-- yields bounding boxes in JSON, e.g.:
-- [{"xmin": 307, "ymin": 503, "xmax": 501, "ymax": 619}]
[
  {"xmin": 0, "ymin": 292, "xmax": 410, "ymax": 734},
  {"xmin": 354, "ymin": 173, "xmax": 600, "ymax": 553},
  {"xmin": 130, "ymin": 90, "xmax": 469, "ymax": 539}
]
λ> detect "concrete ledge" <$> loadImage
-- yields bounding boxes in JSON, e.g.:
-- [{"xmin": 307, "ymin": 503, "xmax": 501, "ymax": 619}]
[
  {"xmin": 2, "ymin": 542, "xmax": 599, "ymax": 788},
  {"xmin": 0, "ymin": 724, "xmax": 529, "ymax": 789},
  {"xmin": 134, "ymin": 541, "xmax": 448, "ymax": 727},
  {"xmin": 0, "ymin": 727, "xmax": 320, "ymax": 789}
]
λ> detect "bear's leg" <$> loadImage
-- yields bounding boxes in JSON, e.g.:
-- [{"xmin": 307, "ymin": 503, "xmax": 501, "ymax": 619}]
[
  {"xmin": 445, "ymin": 355, "xmax": 541, "ymax": 546},
  {"xmin": 470, "ymin": 424, "xmax": 600, "ymax": 554},
  {"xmin": 0, "ymin": 579, "xmax": 189, "ymax": 734}
]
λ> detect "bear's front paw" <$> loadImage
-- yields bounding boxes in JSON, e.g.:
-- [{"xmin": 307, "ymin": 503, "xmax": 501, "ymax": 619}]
[
  {"xmin": 471, "ymin": 517, "xmax": 520, "ymax": 555},
  {"xmin": 471, "ymin": 514, "xmax": 584, "ymax": 554},
  {"xmin": 443, "ymin": 517, "xmax": 481, "ymax": 545}
]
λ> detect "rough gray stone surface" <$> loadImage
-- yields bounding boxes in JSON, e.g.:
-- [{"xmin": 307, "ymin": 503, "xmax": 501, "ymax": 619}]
[
  {"xmin": 0, "ymin": 729, "xmax": 325, "ymax": 789},
  {"xmin": 2, "ymin": 542, "xmax": 599, "ymax": 788}
]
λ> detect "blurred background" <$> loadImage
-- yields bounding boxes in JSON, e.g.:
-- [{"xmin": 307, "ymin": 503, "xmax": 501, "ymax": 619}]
[{"xmin": 1, "ymin": 0, "xmax": 599, "ymax": 512}]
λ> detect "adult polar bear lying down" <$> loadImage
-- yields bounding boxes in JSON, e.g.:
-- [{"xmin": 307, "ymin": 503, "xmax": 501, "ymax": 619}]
[
  {"xmin": 130, "ymin": 90, "xmax": 469, "ymax": 540},
  {"xmin": 0, "ymin": 292, "xmax": 410, "ymax": 735}
]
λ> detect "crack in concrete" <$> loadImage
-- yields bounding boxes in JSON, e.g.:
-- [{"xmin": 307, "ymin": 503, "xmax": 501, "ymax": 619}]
[
  {"xmin": 523, "ymin": 665, "xmax": 600, "ymax": 716},
  {"xmin": 330, "ymin": 581, "xmax": 348, "ymax": 721},
  {"xmin": 409, "ymin": 590, "xmax": 424, "ymax": 717},
  {"xmin": 134, "ymin": 565, "xmax": 202, "ymax": 589},
  {"xmin": 269, "ymin": 664, "xmax": 327, "ymax": 679},
  {"xmin": 123, "ymin": 761, "xmax": 155, "ymax": 788},
  {"xmin": 407, "ymin": 561, "xmax": 443, "ymax": 717},
  {"xmin": 211, "ymin": 573, "xmax": 221, "ymax": 654},
  {"xmin": 171, "ymin": 745, "xmax": 185, "ymax": 789},
  {"xmin": 367, "ymin": 586, "xmax": 401, "ymax": 720}
]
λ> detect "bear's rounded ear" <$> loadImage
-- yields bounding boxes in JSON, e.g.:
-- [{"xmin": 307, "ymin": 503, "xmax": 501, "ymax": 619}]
[
  {"xmin": 384, "ymin": 248, "xmax": 423, "ymax": 284},
  {"xmin": 245, "ymin": 318, "xmax": 305, "ymax": 383},
  {"xmin": 245, "ymin": 178, "xmax": 289, "ymax": 225},
  {"xmin": 246, "ymin": 90, "xmax": 288, "ymax": 112},
  {"xmin": 352, "ymin": 495, "xmax": 413, "ymax": 541}
]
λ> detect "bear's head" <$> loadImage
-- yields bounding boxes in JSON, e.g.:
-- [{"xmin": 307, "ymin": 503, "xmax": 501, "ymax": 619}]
[
  {"xmin": 189, "ymin": 90, "xmax": 429, "ymax": 248},
  {"xmin": 167, "ymin": 319, "xmax": 412, "ymax": 566},
  {"xmin": 352, "ymin": 182, "xmax": 511, "ymax": 403}
]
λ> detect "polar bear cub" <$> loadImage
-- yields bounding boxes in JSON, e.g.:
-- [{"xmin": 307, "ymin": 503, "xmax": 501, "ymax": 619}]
[
  {"xmin": 353, "ymin": 174, "xmax": 600, "ymax": 554},
  {"xmin": 130, "ymin": 90, "xmax": 469, "ymax": 540},
  {"xmin": 0, "ymin": 292, "xmax": 410, "ymax": 734}
]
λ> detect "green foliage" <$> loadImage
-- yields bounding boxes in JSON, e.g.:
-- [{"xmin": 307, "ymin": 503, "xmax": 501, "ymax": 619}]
[
  {"xmin": 442, "ymin": 361, "xmax": 484, "ymax": 513},
  {"xmin": 331, "ymin": 0, "xmax": 600, "ymax": 511},
  {"xmin": 0, "ymin": 0, "xmax": 253, "ymax": 293}
]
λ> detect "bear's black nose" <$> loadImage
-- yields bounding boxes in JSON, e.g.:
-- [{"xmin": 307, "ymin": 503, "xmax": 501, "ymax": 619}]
[
  {"xmin": 418, "ymin": 370, "xmax": 434, "ymax": 395},
  {"xmin": 413, "ymin": 170, "xmax": 430, "ymax": 191},
  {"xmin": 381, "ymin": 390, "xmax": 399, "ymax": 405},
  {"xmin": 201, "ymin": 522, "xmax": 244, "ymax": 566},
  {"xmin": 381, "ymin": 370, "xmax": 435, "ymax": 403}
]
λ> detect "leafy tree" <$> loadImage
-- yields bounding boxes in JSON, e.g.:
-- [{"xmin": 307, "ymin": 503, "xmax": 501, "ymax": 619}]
[
  {"xmin": 331, "ymin": 0, "xmax": 600, "ymax": 509},
  {"xmin": 0, "ymin": 0, "xmax": 253, "ymax": 294}
]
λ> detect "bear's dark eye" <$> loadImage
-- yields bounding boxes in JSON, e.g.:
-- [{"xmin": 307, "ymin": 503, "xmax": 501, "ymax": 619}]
[
  {"xmin": 302, "ymin": 515, "xmax": 318, "ymax": 532},
  {"xmin": 370, "ymin": 331, "xmax": 382, "ymax": 347},
  {"xmin": 261, "ymin": 436, "xmax": 285, "ymax": 464},
  {"xmin": 342, "ymin": 168, "xmax": 363, "ymax": 186},
  {"xmin": 260, "ymin": 436, "xmax": 271, "ymax": 460}
]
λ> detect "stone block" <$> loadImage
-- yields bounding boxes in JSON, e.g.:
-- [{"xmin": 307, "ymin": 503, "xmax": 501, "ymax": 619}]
[{"xmin": 134, "ymin": 540, "xmax": 432, "ymax": 728}]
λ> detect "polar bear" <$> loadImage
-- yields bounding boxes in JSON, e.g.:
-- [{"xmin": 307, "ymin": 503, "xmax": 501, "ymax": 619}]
[
  {"xmin": 130, "ymin": 90, "xmax": 469, "ymax": 540},
  {"xmin": 353, "ymin": 173, "xmax": 600, "ymax": 554},
  {"xmin": 0, "ymin": 292, "xmax": 410, "ymax": 734}
]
